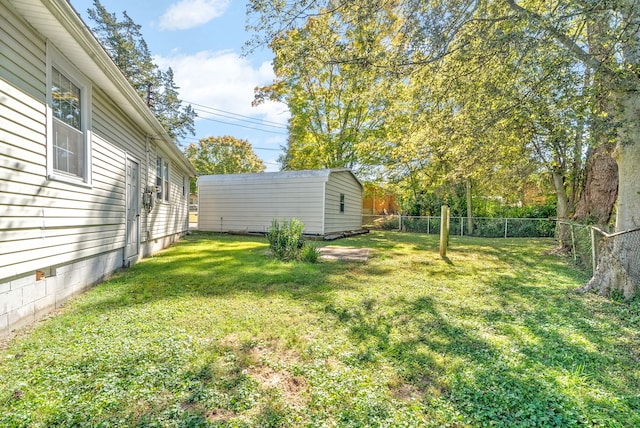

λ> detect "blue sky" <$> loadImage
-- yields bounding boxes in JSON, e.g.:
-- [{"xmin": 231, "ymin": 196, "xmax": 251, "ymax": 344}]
[{"xmin": 69, "ymin": 0, "xmax": 289, "ymax": 171}]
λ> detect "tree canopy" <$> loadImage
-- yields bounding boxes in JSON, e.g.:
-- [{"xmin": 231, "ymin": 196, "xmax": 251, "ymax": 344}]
[
  {"xmin": 248, "ymin": 0, "xmax": 640, "ymax": 295},
  {"xmin": 87, "ymin": 0, "xmax": 196, "ymax": 140},
  {"xmin": 185, "ymin": 136, "xmax": 266, "ymax": 192}
]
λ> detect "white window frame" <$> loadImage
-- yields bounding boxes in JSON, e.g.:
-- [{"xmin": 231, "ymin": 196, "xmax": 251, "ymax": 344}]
[
  {"xmin": 183, "ymin": 175, "xmax": 187, "ymax": 198},
  {"xmin": 156, "ymin": 155, "xmax": 170, "ymax": 202},
  {"xmin": 46, "ymin": 43, "xmax": 92, "ymax": 186},
  {"xmin": 163, "ymin": 160, "xmax": 169, "ymax": 202}
]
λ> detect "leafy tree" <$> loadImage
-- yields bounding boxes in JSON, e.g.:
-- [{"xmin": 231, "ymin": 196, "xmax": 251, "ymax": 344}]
[
  {"xmin": 185, "ymin": 136, "xmax": 266, "ymax": 192},
  {"xmin": 87, "ymin": 0, "xmax": 195, "ymax": 140},
  {"xmin": 502, "ymin": 0, "xmax": 640, "ymax": 295},
  {"xmin": 153, "ymin": 67, "xmax": 196, "ymax": 140},
  {"xmin": 248, "ymin": 0, "xmax": 640, "ymax": 296},
  {"xmin": 254, "ymin": 3, "xmax": 398, "ymax": 172}
]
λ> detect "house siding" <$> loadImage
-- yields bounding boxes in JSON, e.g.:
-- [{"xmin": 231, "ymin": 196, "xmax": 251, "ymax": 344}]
[
  {"xmin": 324, "ymin": 170, "xmax": 363, "ymax": 233},
  {"xmin": 0, "ymin": 0, "xmax": 194, "ymax": 336},
  {"xmin": 0, "ymin": 0, "xmax": 45, "ymax": 100}
]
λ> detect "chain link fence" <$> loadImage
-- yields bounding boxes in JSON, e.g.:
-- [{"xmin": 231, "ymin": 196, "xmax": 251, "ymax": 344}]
[
  {"xmin": 621, "ymin": 229, "xmax": 640, "ymax": 282},
  {"xmin": 363, "ymin": 215, "xmax": 639, "ymax": 278},
  {"xmin": 589, "ymin": 226, "xmax": 640, "ymax": 282},
  {"xmin": 557, "ymin": 222, "xmax": 595, "ymax": 274},
  {"xmin": 362, "ymin": 215, "xmax": 556, "ymax": 238}
]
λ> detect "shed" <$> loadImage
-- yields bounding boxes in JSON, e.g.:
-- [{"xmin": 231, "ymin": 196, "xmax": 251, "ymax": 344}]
[
  {"xmin": 1, "ymin": 0, "xmax": 197, "ymax": 336},
  {"xmin": 197, "ymin": 169, "xmax": 363, "ymax": 236}
]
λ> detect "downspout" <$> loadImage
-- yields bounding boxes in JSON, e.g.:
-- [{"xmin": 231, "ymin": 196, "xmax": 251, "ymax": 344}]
[
  {"xmin": 184, "ymin": 175, "xmax": 189, "ymax": 234},
  {"xmin": 145, "ymin": 135, "xmax": 151, "ymax": 243}
]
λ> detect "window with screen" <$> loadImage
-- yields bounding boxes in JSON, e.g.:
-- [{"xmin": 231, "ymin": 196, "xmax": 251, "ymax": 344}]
[{"xmin": 47, "ymin": 45, "xmax": 91, "ymax": 184}]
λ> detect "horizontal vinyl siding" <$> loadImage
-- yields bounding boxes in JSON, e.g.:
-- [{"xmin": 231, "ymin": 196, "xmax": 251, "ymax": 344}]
[
  {"xmin": 199, "ymin": 176, "xmax": 325, "ymax": 234},
  {"xmin": 91, "ymin": 90, "xmax": 189, "ymax": 243},
  {"xmin": 0, "ymin": 121, "xmax": 127, "ymax": 280},
  {"xmin": 0, "ymin": 13, "xmax": 128, "ymax": 281},
  {"xmin": 324, "ymin": 171, "xmax": 363, "ymax": 233},
  {"xmin": 0, "ymin": 1, "xmax": 46, "ymax": 100},
  {"xmin": 1, "ymin": 0, "xmax": 196, "ymax": 335},
  {"xmin": 148, "ymin": 150, "xmax": 189, "ymax": 241},
  {"xmin": 92, "ymin": 89, "xmax": 147, "ymax": 163}
]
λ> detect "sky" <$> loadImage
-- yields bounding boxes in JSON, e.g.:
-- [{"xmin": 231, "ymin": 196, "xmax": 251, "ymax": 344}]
[{"xmin": 69, "ymin": 0, "xmax": 289, "ymax": 171}]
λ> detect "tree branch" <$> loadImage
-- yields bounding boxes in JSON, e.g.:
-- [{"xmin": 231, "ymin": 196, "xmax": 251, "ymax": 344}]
[{"xmin": 503, "ymin": 0, "xmax": 600, "ymax": 70}]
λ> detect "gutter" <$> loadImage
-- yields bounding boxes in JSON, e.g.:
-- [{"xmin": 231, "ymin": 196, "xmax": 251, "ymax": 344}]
[{"xmin": 32, "ymin": 0, "xmax": 196, "ymax": 176}]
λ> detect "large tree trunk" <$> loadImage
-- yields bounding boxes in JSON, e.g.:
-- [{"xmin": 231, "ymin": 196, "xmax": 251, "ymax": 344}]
[
  {"xmin": 580, "ymin": 91, "xmax": 640, "ymax": 297},
  {"xmin": 582, "ymin": 233, "xmax": 640, "ymax": 298},
  {"xmin": 573, "ymin": 11, "xmax": 619, "ymax": 226},
  {"xmin": 573, "ymin": 145, "xmax": 618, "ymax": 225},
  {"xmin": 552, "ymin": 169, "xmax": 571, "ymax": 247},
  {"xmin": 581, "ymin": 0, "xmax": 640, "ymax": 297}
]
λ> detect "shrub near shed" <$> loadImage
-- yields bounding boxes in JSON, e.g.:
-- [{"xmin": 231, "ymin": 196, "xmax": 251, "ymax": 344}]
[{"xmin": 267, "ymin": 218, "xmax": 318, "ymax": 262}]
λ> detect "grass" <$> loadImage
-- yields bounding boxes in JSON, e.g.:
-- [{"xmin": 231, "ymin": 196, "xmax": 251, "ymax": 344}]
[{"xmin": 1, "ymin": 231, "xmax": 639, "ymax": 427}]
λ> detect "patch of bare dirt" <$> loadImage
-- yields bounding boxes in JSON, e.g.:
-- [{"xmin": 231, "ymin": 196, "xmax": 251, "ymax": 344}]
[
  {"xmin": 241, "ymin": 342, "xmax": 308, "ymax": 407},
  {"xmin": 206, "ymin": 408, "xmax": 237, "ymax": 422}
]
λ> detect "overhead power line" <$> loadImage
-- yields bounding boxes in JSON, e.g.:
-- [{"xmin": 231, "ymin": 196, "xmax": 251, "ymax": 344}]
[
  {"xmin": 180, "ymin": 136, "xmax": 282, "ymax": 152},
  {"xmin": 183, "ymin": 99, "xmax": 289, "ymax": 129},
  {"xmin": 193, "ymin": 114, "xmax": 288, "ymax": 135}
]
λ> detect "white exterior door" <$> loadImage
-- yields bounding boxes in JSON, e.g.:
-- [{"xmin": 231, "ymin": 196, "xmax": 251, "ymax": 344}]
[{"xmin": 125, "ymin": 157, "xmax": 140, "ymax": 259}]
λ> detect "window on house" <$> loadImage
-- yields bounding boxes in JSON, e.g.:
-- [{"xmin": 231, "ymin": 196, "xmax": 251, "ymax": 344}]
[
  {"xmin": 156, "ymin": 157, "xmax": 170, "ymax": 201},
  {"xmin": 340, "ymin": 193, "xmax": 345, "ymax": 213},
  {"xmin": 163, "ymin": 160, "xmax": 169, "ymax": 201},
  {"xmin": 156, "ymin": 158, "xmax": 163, "ymax": 201},
  {"xmin": 47, "ymin": 45, "xmax": 91, "ymax": 183}
]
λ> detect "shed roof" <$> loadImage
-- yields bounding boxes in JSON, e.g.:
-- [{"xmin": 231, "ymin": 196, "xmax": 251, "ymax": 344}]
[{"xmin": 197, "ymin": 168, "xmax": 363, "ymax": 190}]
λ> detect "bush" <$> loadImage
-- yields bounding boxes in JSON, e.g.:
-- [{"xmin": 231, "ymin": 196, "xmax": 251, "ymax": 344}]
[
  {"xmin": 267, "ymin": 218, "xmax": 306, "ymax": 261},
  {"xmin": 301, "ymin": 243, "xmax": 320, "ymax": 263}
]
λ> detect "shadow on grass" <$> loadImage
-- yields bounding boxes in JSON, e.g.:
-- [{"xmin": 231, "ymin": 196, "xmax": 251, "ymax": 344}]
[
  {"xmin": 72, "ymin": 232, "xmax": 395, "ymax": 315},
  {"xmin": 4, "ymin": 231, "xmax": 639, "ymax": 426},
  {"xmin": 315, "ymin": 235, "xmax": 640, "ymax": 426}
]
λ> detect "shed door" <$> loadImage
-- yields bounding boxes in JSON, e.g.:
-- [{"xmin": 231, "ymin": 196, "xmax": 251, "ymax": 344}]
[{"xmin": 125, "ymin": 158, "xmax": 140, "ymax": 259}]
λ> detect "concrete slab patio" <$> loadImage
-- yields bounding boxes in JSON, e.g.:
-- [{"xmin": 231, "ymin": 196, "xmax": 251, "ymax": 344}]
[{"xmin": 317, "ymin": 246, "xmax": 370, "ymax": 262}]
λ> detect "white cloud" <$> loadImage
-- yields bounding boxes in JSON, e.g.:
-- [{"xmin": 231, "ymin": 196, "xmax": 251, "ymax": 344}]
[
  {"xmin": 154, "ymin": 49, "xmax": 289, "ymax": 139},
  {"xmin": 158, "ymin": 0, "xmax": 229, "ymax": 31}
]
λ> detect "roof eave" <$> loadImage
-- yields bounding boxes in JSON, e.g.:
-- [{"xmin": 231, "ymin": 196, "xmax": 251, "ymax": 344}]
[{"xmin": 11, "ymin": 0, "xmax": 197, "ymax": 176}]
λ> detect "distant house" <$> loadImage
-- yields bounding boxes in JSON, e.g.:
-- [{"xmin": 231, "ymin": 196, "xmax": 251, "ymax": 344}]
[
  {"xmin": 197, "ymin": 169, "xmax": 363, "ymax": 236},
  {"xmin": 1, "ymin": 0, "xmax": 197, "ymax": 335},
  {"xmin": 362, "ymin": 184, "xmax": 399, "ymax": 215}
]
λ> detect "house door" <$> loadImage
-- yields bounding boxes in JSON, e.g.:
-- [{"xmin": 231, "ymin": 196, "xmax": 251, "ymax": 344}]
[{"xmin": 125, "ymin": 157, "xmax": 140, "ymax": 260}]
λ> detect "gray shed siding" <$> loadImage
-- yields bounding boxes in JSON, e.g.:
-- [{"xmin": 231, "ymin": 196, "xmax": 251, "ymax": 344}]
[
  {"xmin": 199, "ymin": 174, "xmax": 326, "ymax": 234},
  {"xmin": 197, "ymin": 169, "xmax": 362, "ymax": 236},
  {"xmin": 324, "ymin": 170, "xmax": 363, "ymax": 234},
  {"xmin": 0, "ymin": 0, "xmax": 193, "ymax": 336}
]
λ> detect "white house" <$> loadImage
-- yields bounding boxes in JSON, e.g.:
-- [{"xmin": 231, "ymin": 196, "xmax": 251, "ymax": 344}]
[
  {"xmin": 197, "ymin": 169, "xmax": 363, "ymax": 236},
  {"xmin": 0, "ymin": 0, "xmax": 197, "ymax": 336}
]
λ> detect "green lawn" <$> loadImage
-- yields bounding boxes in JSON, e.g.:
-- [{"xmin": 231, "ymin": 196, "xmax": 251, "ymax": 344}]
[{"xmin": 1, "ymin": 231, "xmax": 639, "ymax": 427}]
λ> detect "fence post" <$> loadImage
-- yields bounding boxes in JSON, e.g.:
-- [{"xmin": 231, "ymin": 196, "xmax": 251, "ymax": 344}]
[
  {"xmin": 398, "ymin": 214, "xmax": 402, "ymax": 231},
  {"xmin": 504, "ymin": 218, "xmax": 508, "ymax": 238},
  {"xmin": 427, "ymin": 216, "xmax": 430, "ymax": 235},
  {"xmin": 461, "ymin": 217, "xmax": 464, "ymax": 236},
  {"xmin": 440, "ymin": 205, "xmax": 449, "ymax": 257}
]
